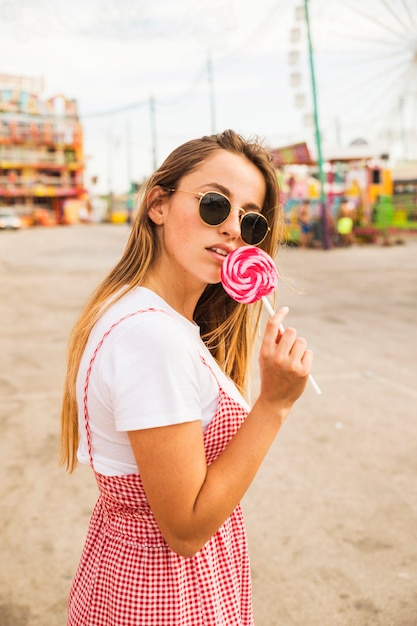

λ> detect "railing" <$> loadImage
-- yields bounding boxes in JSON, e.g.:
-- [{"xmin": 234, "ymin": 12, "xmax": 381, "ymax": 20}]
[{"xmin": 0, "ymin": 147, "xmax": 78, "ymax": 166}]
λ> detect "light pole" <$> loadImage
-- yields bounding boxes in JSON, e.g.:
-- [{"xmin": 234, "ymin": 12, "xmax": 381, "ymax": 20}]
[{"xmin": 303, "ymin": 0, "xmax": 330, "ymax": 249}]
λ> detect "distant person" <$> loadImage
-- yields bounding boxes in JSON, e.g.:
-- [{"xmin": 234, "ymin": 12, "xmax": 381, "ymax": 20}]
[
  {"xmin": 60, "ymin": 130, "xmax": 312, "ymax": 625},
  {"xmin": 298, "ymin": 200, "xmax": 312, "ymax": 248},
  {"xmin": 374, "ymin": 194, "xmax": 394, "ymax": 246},
  {"xmin": 337, "ymin": 200, "xmax": 354, "ymax": 246}
]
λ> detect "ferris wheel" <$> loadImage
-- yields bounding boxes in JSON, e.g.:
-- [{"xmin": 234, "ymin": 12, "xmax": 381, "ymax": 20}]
[{"xmin": 287, "ymin": 0, "xmax": 417, "ymax": 162}]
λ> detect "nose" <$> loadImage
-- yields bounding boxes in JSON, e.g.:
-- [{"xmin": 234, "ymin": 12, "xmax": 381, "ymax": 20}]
[{"xmin": 219, "ymin": 207, "xmax": 243, "ymax": 240}]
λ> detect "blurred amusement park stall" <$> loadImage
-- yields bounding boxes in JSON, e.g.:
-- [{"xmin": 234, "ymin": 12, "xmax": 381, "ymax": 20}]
[{"xmin": 271, "ymin": 141, "xmax": 417, "ymax": 246}]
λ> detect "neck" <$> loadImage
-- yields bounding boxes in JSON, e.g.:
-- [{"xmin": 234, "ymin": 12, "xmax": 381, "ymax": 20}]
[{"xmin": 142, "ymin": 275, "xmax": 203, "ymax": 323}]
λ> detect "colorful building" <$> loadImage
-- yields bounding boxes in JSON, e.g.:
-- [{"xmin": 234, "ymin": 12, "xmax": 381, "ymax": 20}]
[{"xmin": 0, "ymin": 74, "xmax": 86, "ymax": 225}]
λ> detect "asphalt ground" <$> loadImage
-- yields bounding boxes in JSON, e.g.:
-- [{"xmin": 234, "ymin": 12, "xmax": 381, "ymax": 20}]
[{"xmin": 0, "ymin": 224, "xmax": 416, "ymax": 626}]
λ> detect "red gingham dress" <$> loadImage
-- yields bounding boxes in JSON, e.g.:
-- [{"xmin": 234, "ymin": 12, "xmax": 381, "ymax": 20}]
[{"xmin": 67, "ymin": 310, "xmax": 254, "ymax": 626}]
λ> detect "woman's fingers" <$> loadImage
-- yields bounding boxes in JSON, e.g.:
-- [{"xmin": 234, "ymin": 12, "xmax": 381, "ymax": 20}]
[
  {"xmin": 259, "ymin": 307, "xmax": 313, "ymax": 403},
  {"xmin": 262, "ymin": 307, "xmax": 289, "ymax": 351},
  {"xmin": 263, "ymin": 309, "xmax": 304, "ymax": 359},
  {"xmin": 289, "ymin": 336, "xmax": 307, "ymax": 360}
]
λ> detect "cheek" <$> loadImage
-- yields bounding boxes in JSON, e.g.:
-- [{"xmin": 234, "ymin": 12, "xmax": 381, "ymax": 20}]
[{"xmin": 163, "ymin": 210, "xmax": 200, "ymax": 252}]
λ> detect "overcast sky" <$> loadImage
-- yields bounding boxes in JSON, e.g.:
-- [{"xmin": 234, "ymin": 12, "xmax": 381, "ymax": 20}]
[{"xmin": 1, "ymin": 0, "xmax": 416, "ymax": 193}]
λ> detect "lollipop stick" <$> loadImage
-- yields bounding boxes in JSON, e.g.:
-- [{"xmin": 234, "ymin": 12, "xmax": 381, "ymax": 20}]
[
  {"xmin": 261, "ymin": 296, "xmax": 276, "ymax": 317},
  {"xmin": 261, "ymin": 296, "xmax": 322, "ymax": 395}
]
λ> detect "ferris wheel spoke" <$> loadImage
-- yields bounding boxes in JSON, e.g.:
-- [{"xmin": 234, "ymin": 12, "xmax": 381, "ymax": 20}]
[
  {"xmin": 379, "ymin": 0, "xmax": 415, "ymax": 34},
  {"xmin": 333, "ymin": 56, "xmax": 409, "ymax": 114},
  {"xmin": 343, "ymin": 71, "xmax": 408, "ymax": 134},
  {"xmin": 399, "ymin": 0, "xmax": 417, "ymax": 30},
  {"xmin": 342, "ymin": 0, "xmax": 410, "ymax": 40}
]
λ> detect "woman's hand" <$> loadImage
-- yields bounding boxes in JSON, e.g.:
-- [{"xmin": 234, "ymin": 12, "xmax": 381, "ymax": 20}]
[{"xmin": 257, "ymin": 307, "xmax": 313, "ymax": 417}]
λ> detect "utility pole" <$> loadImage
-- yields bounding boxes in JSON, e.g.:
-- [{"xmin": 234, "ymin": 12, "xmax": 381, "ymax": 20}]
[
  {"xmin": 399, "ymin": 97, "xmax": 408, "ymax": 161},
  {"xmin": 207, "ymin": 50, "xmax": 216, "ymax": 134},
  {"xmin": 303, "ymin": 0, "xmax": 330, "ymax": 249},
  {"xmin": 126, "ymin": 118, "xmax": 132, "ymax": 188},
  {"xmin": 149, "ymin": 95, "xmax": 158, "ymax": 171},
  {"xmin": 107, "ymin": 130, "xmax": 113, "ymax": 193},
  {"xmin": 107, "ymin": 130, "xmax": 114, "ymax": 216}
]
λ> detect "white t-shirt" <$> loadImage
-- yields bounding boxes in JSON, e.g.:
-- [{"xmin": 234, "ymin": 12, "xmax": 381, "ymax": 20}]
[{"xmin": 77, "ymin": 287, "xmax": 249, "ymax": 476}]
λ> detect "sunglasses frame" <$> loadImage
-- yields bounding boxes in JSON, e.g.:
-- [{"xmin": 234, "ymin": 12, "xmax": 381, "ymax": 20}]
[{"xmin": 169, "ymin": 188, "xmax": 270, "ymax": 246}]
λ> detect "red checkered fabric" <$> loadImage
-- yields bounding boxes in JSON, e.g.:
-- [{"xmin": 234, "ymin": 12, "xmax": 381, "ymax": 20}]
[{"xmin": 67, "ymin": 311, "xmax": 254, "ymax": 625}]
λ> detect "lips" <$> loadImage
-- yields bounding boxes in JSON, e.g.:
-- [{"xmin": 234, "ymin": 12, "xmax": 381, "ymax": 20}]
[{"xmin": 208, "ymin": 247, "xmax": 229, "ymax": 257}]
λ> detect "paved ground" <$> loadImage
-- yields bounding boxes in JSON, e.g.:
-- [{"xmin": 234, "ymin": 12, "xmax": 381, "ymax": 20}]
[{"xmin": 0, "ymin": 224, "xmax": 416, "ymax": 626}]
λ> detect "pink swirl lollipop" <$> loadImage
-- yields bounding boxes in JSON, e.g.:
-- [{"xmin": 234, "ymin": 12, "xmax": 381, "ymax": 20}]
[
  {"xmin": 221, "ymin": 246, "xmax": 322, "ymax": 395},
  {"xmin": 221, "ymin": 246, "xmax": 278, "ymax": 304}
]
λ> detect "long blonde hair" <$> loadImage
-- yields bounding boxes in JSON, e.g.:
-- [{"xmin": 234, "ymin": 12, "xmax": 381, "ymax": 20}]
[{"xmin": 60, "ymin": 130, "xmax": 283, "ymax": 472}]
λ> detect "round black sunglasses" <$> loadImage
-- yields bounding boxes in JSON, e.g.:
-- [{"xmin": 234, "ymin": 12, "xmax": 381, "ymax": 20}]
[{"xmin": 169, "ymin": 189, "xmax": 270, "ymax": 246}]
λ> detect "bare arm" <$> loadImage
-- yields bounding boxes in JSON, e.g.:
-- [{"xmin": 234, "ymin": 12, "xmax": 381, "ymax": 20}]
[{"xmin": 128, "ymin": 307, "xmax": 312, "ymax": 557}]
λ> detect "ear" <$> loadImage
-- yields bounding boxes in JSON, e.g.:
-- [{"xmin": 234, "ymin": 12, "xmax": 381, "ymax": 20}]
[{"xmin": 147, "ymin": 186, "xmax": 168, "ymax": 225}]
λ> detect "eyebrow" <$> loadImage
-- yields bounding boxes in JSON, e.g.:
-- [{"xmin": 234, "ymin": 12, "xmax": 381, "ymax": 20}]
[{"xmin": 202, "ymin": 182, "xmax": 262, "ymax": 213}]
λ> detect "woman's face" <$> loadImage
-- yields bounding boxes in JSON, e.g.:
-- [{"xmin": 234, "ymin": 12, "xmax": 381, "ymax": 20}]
[{"xmin": 148, "ymin": 149, "xmax": 267, "ymax": 294}]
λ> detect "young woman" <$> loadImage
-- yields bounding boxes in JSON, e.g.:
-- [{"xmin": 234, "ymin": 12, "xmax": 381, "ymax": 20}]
[{"xmin": 61, "ymin": 129, "xmax": 312, "ymax": 625}]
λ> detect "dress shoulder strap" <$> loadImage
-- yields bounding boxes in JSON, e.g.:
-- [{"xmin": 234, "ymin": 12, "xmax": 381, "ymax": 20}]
[
  {"xmin": 83, "ymin": 308, "xmax": 168, "ymax": 468},
  {"xmin": 198, "ymin": 354, "xmax": 223, "ymax": 391}
]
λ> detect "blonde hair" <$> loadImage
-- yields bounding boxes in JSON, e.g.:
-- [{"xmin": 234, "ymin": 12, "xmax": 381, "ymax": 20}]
[{"xmin": 60, "ymin": 130, "xmax": 284, "ymax": 472}]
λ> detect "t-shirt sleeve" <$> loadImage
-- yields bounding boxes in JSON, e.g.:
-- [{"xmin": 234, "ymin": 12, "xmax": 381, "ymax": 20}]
[{"xmin": 101, "ymin": 312, "xmax": 205, "ymax": 432}]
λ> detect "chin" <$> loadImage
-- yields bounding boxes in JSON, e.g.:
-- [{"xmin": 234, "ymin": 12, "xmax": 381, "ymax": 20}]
[{"xmin": 206, "ymin": 272, "xmax": 222, "ymax": 286}]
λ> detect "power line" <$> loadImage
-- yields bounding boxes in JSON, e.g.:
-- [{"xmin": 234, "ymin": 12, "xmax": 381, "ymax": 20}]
[{"xmin": 80, "ymin": 99, "xmax": 149, "ymax": 119}]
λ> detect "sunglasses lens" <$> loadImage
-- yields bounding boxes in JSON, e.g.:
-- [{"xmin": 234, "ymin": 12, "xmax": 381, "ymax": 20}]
[
  {"xmin": 240, "ymin": 213, "xmax": 269, "ymax": 245},
  {"xmin": 199, "ymin": 192, "xmax": 231, "ymax": 226},
  {"xmin": 199, "ymin": 191, "xmax": 269, "ymax": 245}
]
